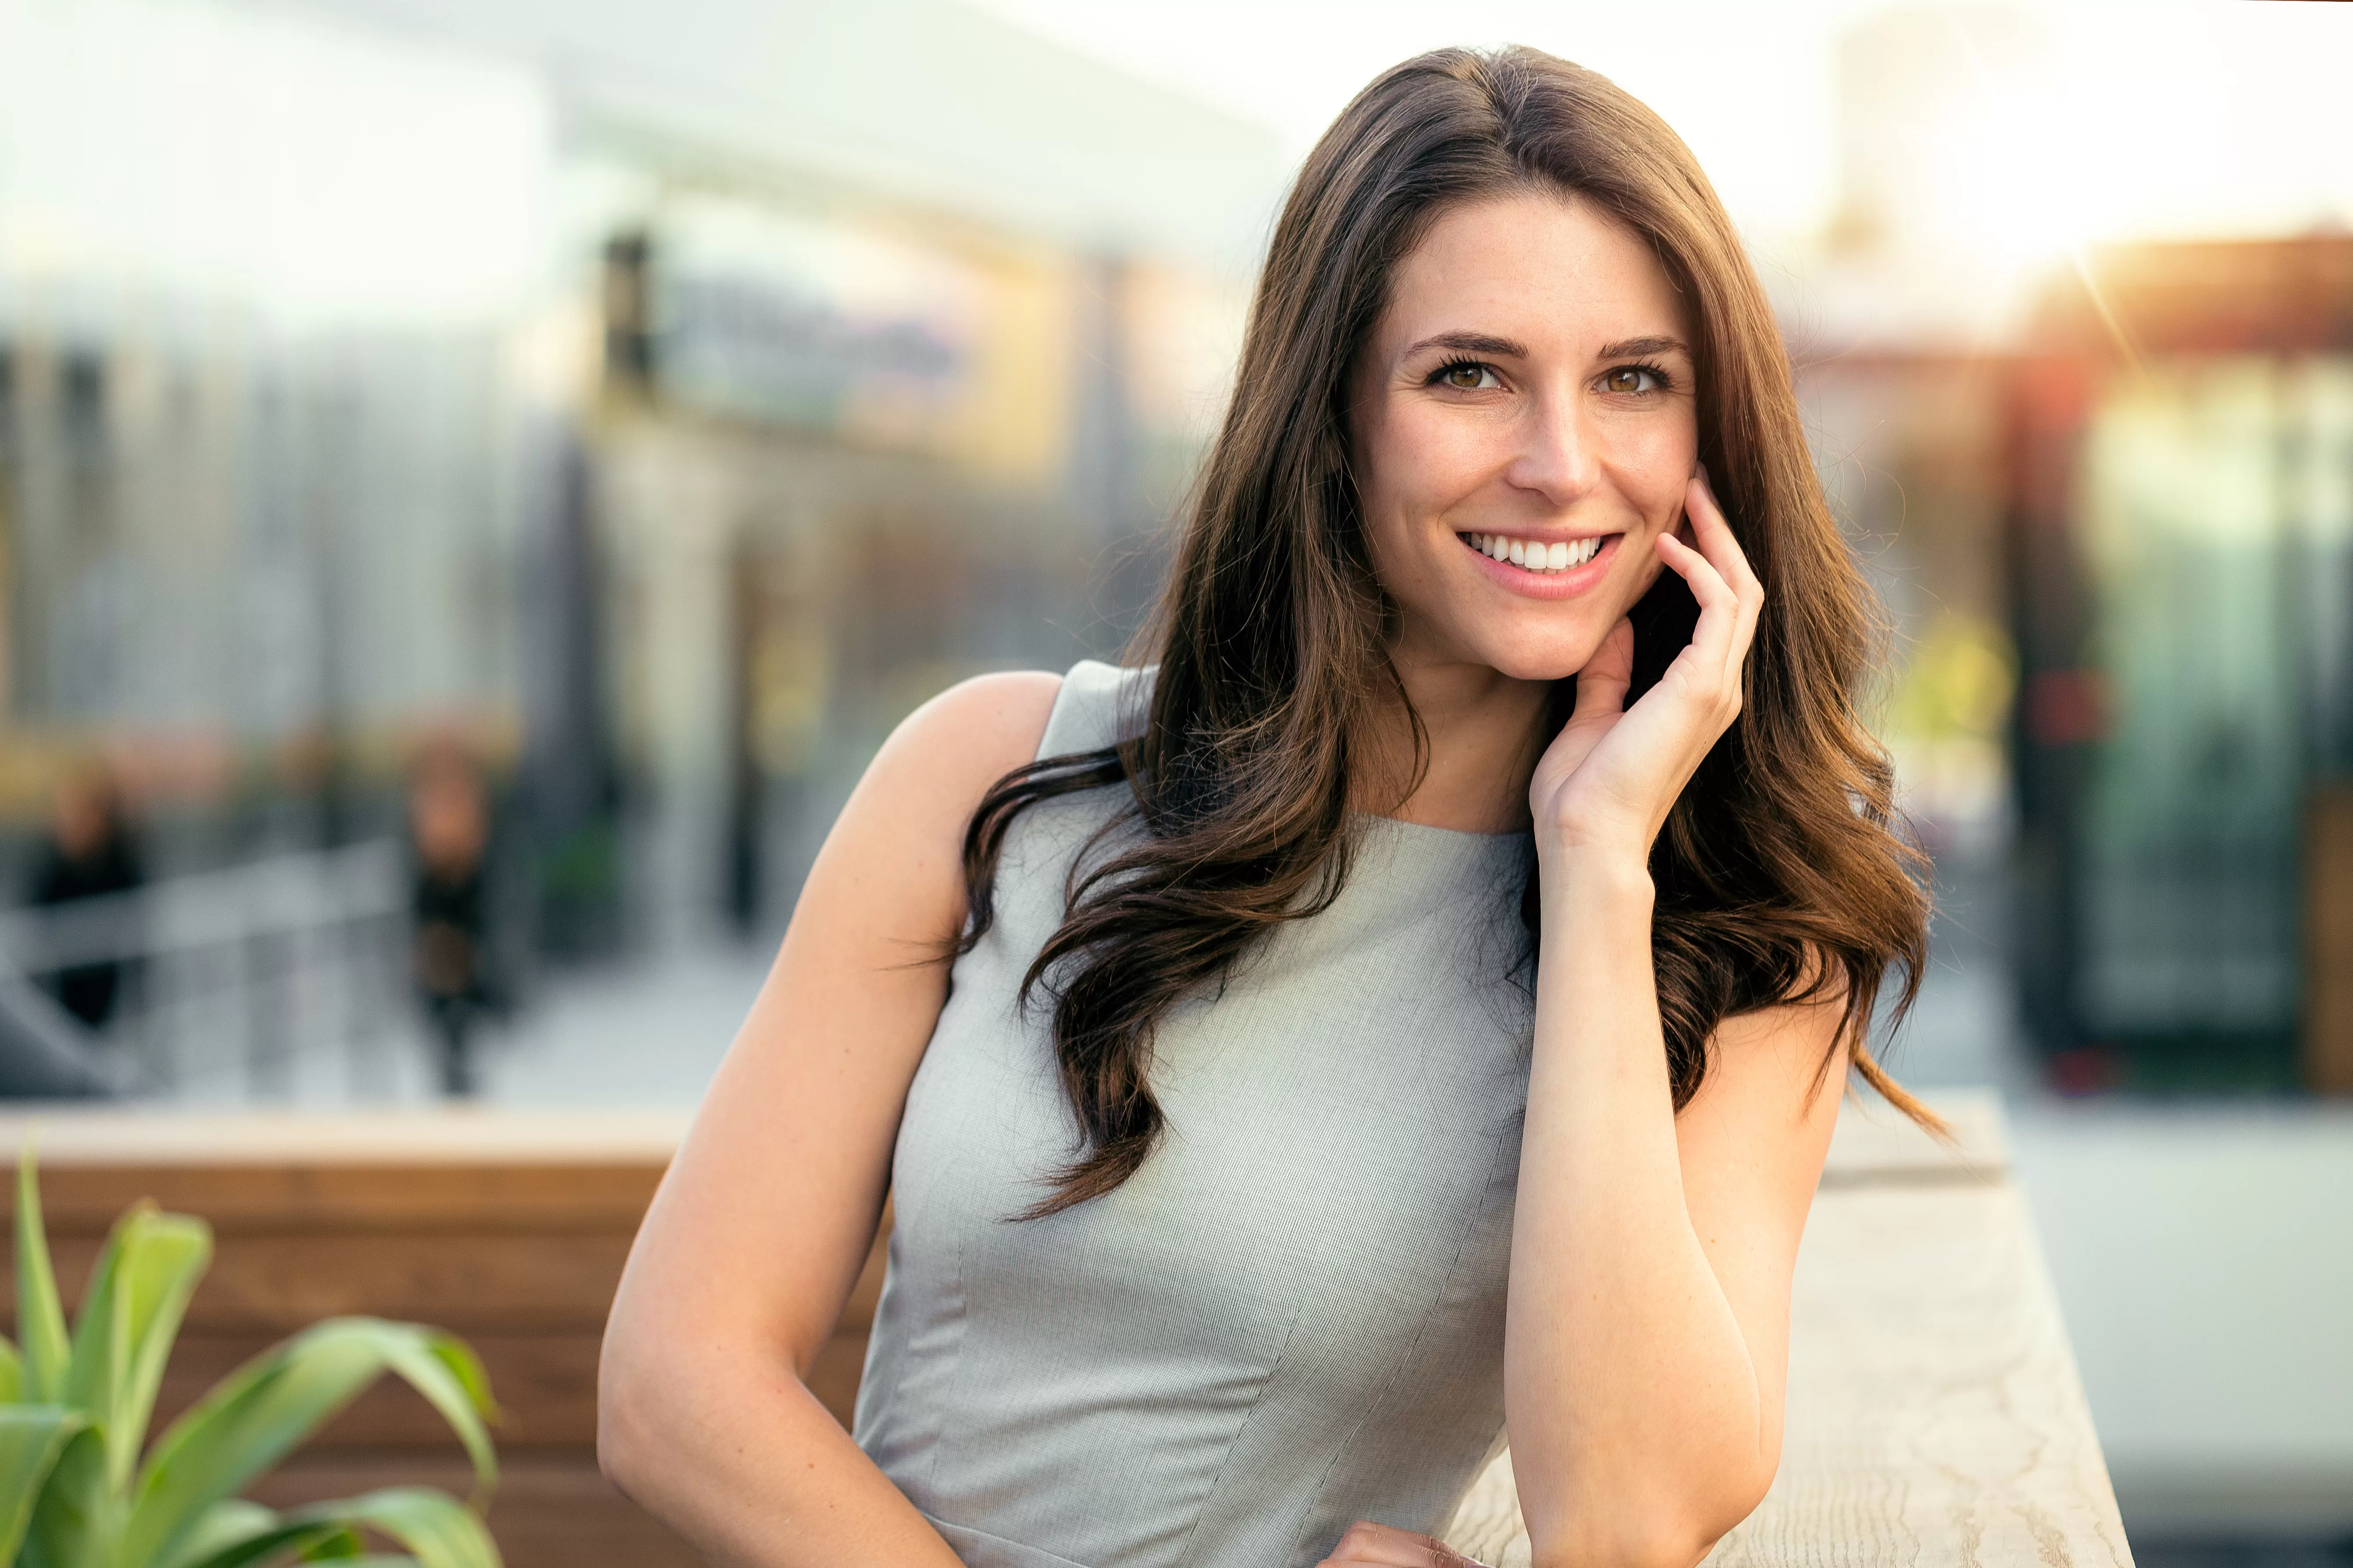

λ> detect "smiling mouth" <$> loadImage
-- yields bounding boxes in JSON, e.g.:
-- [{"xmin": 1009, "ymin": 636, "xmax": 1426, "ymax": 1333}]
[{"xmin": 1457, "ymin": 531, "xmax": 1611, "ymax": 574}]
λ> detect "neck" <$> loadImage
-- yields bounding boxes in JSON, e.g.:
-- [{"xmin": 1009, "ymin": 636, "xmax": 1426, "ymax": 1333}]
[{"xmin": 1353, "ymin": 649, "xmax": 1550, "ymax": 834}]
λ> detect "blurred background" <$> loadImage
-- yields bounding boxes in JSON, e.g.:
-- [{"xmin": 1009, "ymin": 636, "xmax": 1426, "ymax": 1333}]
[{"xmin": 0, "ymin": 0, "xmax": 2346, "ymax": 1557}]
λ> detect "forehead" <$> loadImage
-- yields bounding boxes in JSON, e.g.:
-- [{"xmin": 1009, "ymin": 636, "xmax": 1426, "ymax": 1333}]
[{"xmin": 1381, "ymin": 190, "xmax": 1687, "ymax": 351}]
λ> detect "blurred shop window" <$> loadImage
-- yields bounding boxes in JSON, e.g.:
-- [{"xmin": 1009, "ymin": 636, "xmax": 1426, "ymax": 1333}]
[
  {"xmin": 2000, "ymin": 238, "xmax": 2353, "ymax": 1096},
  {"xmin": 2062, "ymin": 355, "xmax": 2353, "ymax": 1091}
]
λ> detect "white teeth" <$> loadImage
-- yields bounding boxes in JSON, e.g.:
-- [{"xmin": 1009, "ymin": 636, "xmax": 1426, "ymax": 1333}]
[{"xmin": 1463, "ymin": 533, "xmax": 1607, "ymax": 573}]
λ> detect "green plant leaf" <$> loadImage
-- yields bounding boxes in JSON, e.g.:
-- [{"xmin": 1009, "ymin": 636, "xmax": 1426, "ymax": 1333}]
[
  {"xmin": 157, "ymin": 1498, "xmax": 284, "ymax": 1568},
  {"xmin": 0, "ymin": 1405, "xmax": 87, "ymax": 1562},
  {"xmin": 167, "ymin": 1518, "xmax": 355, "ymax": 1568},
  {"xmin": 175, "ymin": 1489, "xmax": 495, "ymax": 1568},
  {"xmin": 19, "ymin": 1419, "xmax": 114, "ymax": 1568},
  {"xmin": 15, "ymin": 1149, "xmax": 72, "ymax": 1404},
  {"xmin": 121, "ymin": 1318, "xmax": 499, "ymax": 1568},
  {"xmin": 278, "ymin": 1488, "xmax": 498, "ymax": 1568},
  {"xmin": 381, "ymin": 1332, "xmax": 499, "ymax": 1498},
  {"xmin": 0, "ymin": 1332, "xmax": 24, "ymax": 1405},
  {"xmin": 63, "ymin": 1200, "xmax": 213, "ymax": 1489}
]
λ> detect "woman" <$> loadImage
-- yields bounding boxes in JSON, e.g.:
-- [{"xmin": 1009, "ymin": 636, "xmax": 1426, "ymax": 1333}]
[{"xmin": 600, "ymin": 44, "xmax": 1931, "ymax": 1568}]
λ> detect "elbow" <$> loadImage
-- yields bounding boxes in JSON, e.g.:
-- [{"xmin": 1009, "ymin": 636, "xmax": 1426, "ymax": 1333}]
[
  {"xmin": 596, "ymin": 1320, "xmax": 670, "ymax": 1503},
  {"xmin": 1528, "ymin": 1471, "xmax": 1775, "ymax": 1568},
  {"xmin": 1529, "ymin": 1520, "xmax": 1730, "ymax": 1568}
]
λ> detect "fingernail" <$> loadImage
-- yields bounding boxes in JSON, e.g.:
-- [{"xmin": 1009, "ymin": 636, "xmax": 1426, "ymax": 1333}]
[{"xmin": 1695, "ymin": 460, "xmax": 1711, "ymax": 484}]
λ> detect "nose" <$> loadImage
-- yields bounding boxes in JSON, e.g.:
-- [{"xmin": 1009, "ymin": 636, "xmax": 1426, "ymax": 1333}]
[{"xmin": 1503, "ymin": 391, "xmax": 1600, "ymax": 506}]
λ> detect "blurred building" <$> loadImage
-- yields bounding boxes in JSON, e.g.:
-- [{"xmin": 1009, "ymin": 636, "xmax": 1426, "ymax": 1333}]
[
  {"xmin": 2016, "ymin": 240, "xmax": 2353, "ymax": 1095},
  {"xmin": 1800, "ymin": 242, "xmax": 2353, "ymax": 1097},
  {"xmin": 1797, "ymin": 10, "xmax": 2353, "ymax": 1529},
  {"xmin": 0, "ymin": 0, "xmax": 1281, "ymax": 1002},
  {"xmin": 1794, "ymin": 4, "xmax": 2353, "ymax": 1102}
]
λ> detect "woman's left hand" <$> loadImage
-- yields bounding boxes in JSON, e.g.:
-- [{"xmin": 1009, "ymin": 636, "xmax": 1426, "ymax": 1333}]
[
  {"xmin": 1316, "ymin": 1520, "xmax": 1490, "ymax": 1568},
  {"xmin": 1527, "ymin": 466, "xmax": 1763, "ymax": 862}
]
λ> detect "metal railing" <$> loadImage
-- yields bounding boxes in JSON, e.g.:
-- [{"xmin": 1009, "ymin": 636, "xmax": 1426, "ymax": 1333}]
[{"xmin": 0, "ymin": 841, "xmax": 414, "ymax": 1102}]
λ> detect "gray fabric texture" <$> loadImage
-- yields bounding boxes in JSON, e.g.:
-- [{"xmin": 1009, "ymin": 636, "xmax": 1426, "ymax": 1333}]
[{"xmin": 855, "ymin": 660, "xmax": 1538, "ymax": 1568}]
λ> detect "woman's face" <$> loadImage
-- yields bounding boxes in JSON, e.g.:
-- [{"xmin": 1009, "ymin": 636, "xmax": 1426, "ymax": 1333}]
[{"xmin": 1349, "ymin": 190, "xmax": 1699, "ymax": 683}]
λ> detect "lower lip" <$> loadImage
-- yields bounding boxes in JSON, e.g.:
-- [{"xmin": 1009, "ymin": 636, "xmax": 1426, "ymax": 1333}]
[{"xmin": 1457, "ymin": 533, "xmax": 1623, "ymax": 599}]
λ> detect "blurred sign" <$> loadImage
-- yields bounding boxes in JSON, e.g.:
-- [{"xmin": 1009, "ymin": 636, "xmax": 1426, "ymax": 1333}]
[{"xmin": 650, "ymin": 196, "xmax": 982, "ymax": 450}]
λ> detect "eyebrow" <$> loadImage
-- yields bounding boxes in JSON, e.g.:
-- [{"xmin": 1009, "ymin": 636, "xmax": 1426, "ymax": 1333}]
[
  {"xmin": 1402, "ymin": 330, "xmax": 1692, "ymax": 361},
  {"xmin": 1597, "ymin": 334, "xmax": 1690, "ymax": 359},
  {"xmin": 1403, "ymin": 330, "xmax": 1529, "ymax": 359}
]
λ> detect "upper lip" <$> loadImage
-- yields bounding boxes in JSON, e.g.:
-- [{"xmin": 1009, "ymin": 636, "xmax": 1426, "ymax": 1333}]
[{"xmin": 1459, "ymin": 528, "xmax": 1620, "ymax": 543}]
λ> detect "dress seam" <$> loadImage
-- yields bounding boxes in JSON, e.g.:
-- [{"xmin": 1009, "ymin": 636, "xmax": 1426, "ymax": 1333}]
[
  {"xmin": 1170, "ymin": 1296, "xmax": 1309, "ymax": 1568},
  {"xmin": 1284, "ymin": 1125, "xmax": 1517, "ymax": 1564}
]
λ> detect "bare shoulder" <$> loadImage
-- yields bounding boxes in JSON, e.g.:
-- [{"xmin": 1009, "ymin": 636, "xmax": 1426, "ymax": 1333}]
[
  {"xmin": 907, "ymin": 668, "xmax": 1063, "ymax": 759},
  {"xmin": 865, "ymin": 669, "xmax": 1062, "ymax": 820},
  {"xmin": 608, "ymin": 670, "xmax": 1064, "ymax": 1389},
  {"xmin": 815, "ymin": 670, "xmax": 1063, "ymax": 951}
]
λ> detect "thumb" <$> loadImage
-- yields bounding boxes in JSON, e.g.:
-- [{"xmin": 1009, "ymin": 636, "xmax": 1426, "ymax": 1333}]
[{"xmin": 1569, "ymin": 617, "xmax": 1634, "ymax": 724}]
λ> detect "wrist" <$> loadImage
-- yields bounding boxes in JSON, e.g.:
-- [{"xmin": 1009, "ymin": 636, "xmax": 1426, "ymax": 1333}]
[{"xmin": 1535, "ymin": 842, "xmax": 1655, "ymax": 907}]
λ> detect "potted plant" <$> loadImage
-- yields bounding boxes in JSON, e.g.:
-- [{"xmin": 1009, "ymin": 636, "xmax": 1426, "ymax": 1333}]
[{"xmin": 0, "ymin": 1152, "xmax": 500, "ymax": 1567}]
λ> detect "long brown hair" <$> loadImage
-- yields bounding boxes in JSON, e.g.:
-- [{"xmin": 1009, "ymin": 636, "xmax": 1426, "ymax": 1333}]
[{"xmin": 959, "ymin": 45, "xmax": 1933, "ymax": 1218}]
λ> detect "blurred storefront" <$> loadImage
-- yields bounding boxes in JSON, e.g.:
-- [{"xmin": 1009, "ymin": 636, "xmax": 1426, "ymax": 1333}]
[
  {"xmin": 575, "ymin": 185, "xmax": 1252, "ymax": 950},
  {"xmin": 1800, "ymin": 239, "xmax": 2353, "ymax": 1100},
  {"xmin": 1799, "ymin": 7, "xmax": 2353, "ymax": 1105},
  {"xmin": 2015, "ymin": 239, "xmax": 2353, "ymax": 1096},
  {"xmin": 0, "ymin": 0, "xmax": 1277, "ymax": 1091}
]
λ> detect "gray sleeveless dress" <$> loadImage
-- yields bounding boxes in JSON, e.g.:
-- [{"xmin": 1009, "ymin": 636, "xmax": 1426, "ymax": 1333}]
[{"xmin": 855, "ymin": 661, "xmax": 1538, "ymax": 1568}]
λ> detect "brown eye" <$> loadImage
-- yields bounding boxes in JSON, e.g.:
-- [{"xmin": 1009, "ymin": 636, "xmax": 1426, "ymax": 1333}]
[
  {"xmin": 1603, "ymin": 366, "xmax": 1664, "ymax": 395},
  {"xmin": 1439, "ymin": 362, "xmax": 1498, "ymax": 390}
]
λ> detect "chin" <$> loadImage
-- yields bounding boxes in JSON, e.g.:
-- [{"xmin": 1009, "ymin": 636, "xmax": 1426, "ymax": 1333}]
[{"xmin": 1469, "ymin": 625, "xmax": 1608, "ymax": 684}]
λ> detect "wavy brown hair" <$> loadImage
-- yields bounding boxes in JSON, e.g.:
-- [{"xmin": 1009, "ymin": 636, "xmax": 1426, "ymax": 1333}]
[{"xmin": 958, "ymin": 44, "xmax": 1934, "ymax": 1218}]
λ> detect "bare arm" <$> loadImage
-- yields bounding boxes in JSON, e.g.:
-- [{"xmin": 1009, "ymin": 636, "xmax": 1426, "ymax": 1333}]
[
  {"xmin": 1324, "ymin": 475, "xmax": 1841, "ymax": 1568},
  {"xmin": 1504, "ymin": 864, "xmax": 1843, "ymax": 1567},
  {"xmin": 1320, "ymin": 979, "xmax": 1842, "ymax": 1568},
  {"xmin": 1504, "ymin": 471, "xmax": 1837, "ymax": 1568},
  {"xmin": 597, "ymin": 670, "xmax": 1061, "ymax": 1568}
]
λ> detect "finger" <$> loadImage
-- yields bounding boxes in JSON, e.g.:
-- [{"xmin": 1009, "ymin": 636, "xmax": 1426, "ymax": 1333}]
[
  {"xmin": 1325, "ymin": 1521, "xmax": 1482, "ymax": 1567},
  {"xmin": 1687, "ymin": 469, "xmax": 1765, "ymax": 646},
  {"xmin": 1686, "ymin": 469, "xmax": 1762, "ymax": 608},
  {"xmin": 1656, "ymin": 531, "xmax": 1739, "ymax": 684},
  {"xmin": 1570, "ymin": 617, "xmax": 1635, "ymax": 722}
]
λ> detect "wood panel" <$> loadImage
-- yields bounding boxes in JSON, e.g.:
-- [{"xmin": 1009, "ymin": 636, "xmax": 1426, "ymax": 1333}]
[
  {"xmin": 1444, "ymin": 1095, "xmax": 2136, "ymax": 1568},
  {"xmin": 0, "ymin": 1113, "xmax": 698, "ymax": 1568},
  {"xmin": 248, "ymin": 1454, "xmax": 702, "ymax": 1568},
  {"xmin": 157, "ymin": 1333, "xmax": 607, "ymax": 1450},
  {"xmin": 8, "ymin": 1231, "xmax": 637, "ymax": 1333},
  {"xmin": 0, "ymin": 1111, "xmax": 681, "ymax": 1229},
  {"xmin": 1817, "ymin": 1089, "xmax": 2007, "ymax": 1186},
  {"xmin": 1707, "ymin": 1183, "xmax": 2132, "ymax": 1567}
]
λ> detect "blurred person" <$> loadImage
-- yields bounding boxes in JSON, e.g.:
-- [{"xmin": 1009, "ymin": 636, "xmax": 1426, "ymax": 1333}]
[
  {"xmin": 27, "ymin": 764, "xmax": 145, "ymax": 1029},
  {"xmin": 408, "ymin": 739, "xmax": 494, "ymax": 1098},
  {"xmin": 602, "ymin": 46, "xmax": 1933, "ymax": 1568}
]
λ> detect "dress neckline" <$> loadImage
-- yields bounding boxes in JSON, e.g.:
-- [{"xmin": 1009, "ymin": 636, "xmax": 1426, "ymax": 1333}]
[{"xmin": 1349, "ymin": 811, "xmax": 1533, "ymax": 848}]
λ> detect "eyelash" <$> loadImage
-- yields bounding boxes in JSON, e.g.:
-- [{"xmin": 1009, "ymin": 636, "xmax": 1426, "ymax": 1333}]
[
  {"xmin": 1606, "ymin": 359, "xmax": 1676, "ymax": 395},
  {"xmin": 1424, "ymin": 358, "xmax": 1678, "ymax": 394},
  {"xmin": 1428, "ymin": 357, "xmax": 1499, "ymax": 389}
]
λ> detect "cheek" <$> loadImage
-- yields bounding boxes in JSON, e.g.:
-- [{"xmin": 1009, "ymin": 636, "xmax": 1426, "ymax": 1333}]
[
  {"xmin": 1360, "ymin": 402, "xmax": 1496, "ymax": 522},
  {"xmin": 1602, "ymin": 418, "xmax": 1699, "ymax": 525}
]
